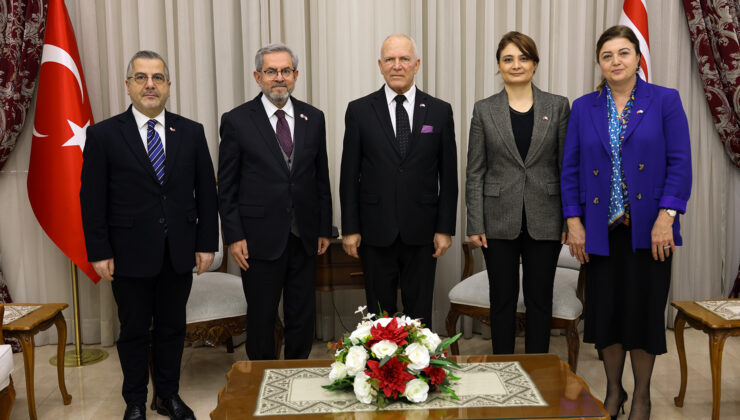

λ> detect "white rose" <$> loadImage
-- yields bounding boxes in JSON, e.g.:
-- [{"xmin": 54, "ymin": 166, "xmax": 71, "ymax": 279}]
[
  {"xmin": 345, "ymin": 346, "xmax": 369, "ymax": 376},
  {"xmin": 373, "ymin": 317, "xmax": 393, "ymax": 328},
  {"xmin": 349, "ymin": 321, "xmax": 373, "ymax": 344},
  {"xmin": 329, "ymin": 361, "xmax": 347, "ymax": 381},
  {"xmin": 404, "ymin": 378, "xmax": 429, "ymax": 403},
  {"xmin": 419, "ymin": 328, "xmax": 442, "ymax": 352},
  {"xmin": 353, "ymin": 372, "xmax": 375, "ymax": 404},
  {"xmin": 371, "ymin": 340, "xmax": 398, "ymax": 359},
  {"xmin": 404, "ymin": 342, "xmax": 430, "ymax": 370}
]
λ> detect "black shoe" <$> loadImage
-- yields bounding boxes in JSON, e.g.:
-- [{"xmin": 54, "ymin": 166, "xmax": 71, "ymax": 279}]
[
  {"xmin": 156, "ymin": 394, "xmax": 196, "ymax": 420},
  {"xmin": 610, "ymin": 389, "xmax": 628, "ymax": 420},
  {"xmin": 123, "ymin": 404, "xmax": 146, "ymax": 420}
]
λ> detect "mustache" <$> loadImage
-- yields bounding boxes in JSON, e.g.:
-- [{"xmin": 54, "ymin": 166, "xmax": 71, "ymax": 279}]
[
  {"xmin": 271, "ymin": 83, "xmax": 287, "ymax": 88},
  {"xmin": 143, "ymin": 90, "xmax": 159, "ymax": 96}
]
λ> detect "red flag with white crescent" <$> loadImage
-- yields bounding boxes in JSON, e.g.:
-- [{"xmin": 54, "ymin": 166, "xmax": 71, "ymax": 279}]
[
  {"xmin": 27, "ymin": 0, "xmax": 100, "ymax": 283},
  {"xmin": 620, "ymin": 0, "xmax": 651, "ymax": 82}
]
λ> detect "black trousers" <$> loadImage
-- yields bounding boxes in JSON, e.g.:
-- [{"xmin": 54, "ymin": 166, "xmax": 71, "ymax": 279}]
[
  {"xmin": 482, "ymin": 230, "xmax": 561, "ymax": 354},
  {"xmin": 111, "ymin": 245, "xmax": 192, "ymax": 405},
  {"xmin": 242, "ymin": 234, "xmax": 316, "ymax": 360},
  {"xmin": 360, "ymin": 237, "xmax": 437, "ymax": 327}
]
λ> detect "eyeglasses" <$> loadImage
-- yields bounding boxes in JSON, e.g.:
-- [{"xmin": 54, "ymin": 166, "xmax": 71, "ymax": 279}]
[
  {"xmin": 261, "ymin": 67, "xmax": 295, "ymax": 80},
  {"xmin": 128, "ymin": 73, "xmax": 168, "ymax": 85}
]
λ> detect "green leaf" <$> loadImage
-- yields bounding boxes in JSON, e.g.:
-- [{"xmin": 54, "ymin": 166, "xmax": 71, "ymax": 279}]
[
  {"xmin": 435, "ymin": 332, "xmax": 462, "ymax": 353},
  {"xmin": 377, "ymin": 355, "xmax": 391, "ymax": 368}
]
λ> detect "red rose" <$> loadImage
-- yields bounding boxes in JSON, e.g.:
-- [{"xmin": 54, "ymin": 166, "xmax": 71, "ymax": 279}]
[
  {"xmin": 422, "ymin": 365, "xmax": 447, "ymax": 386},
  {"xmin": 367, "ymin": 318, "xmax": 409, "ymax": 347},
  {"xmin": 366, "ymin": 358, "xmax": 415, "ymax": 399}
]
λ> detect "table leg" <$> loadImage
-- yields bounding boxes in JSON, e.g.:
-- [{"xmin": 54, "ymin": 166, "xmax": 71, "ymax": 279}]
[
  {"xmin": 18, "ymin": 334, "xmax": 37, "ymax": 420},
  {"xmin": 674, "ymin": 311, "xmax": 688, "ymax": 407},
  {"xmin": 53, "ymin": 313, "xmax": 72, "ymax": 404},
  {"xmin": 708, "ymin": 330, "xmax": 728, "ymax": 420}
]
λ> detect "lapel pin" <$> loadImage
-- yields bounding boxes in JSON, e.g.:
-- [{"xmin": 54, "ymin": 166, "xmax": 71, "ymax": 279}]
[
  {"xmin": 169, "ymin": 127, "xmax": 176, "ymax": 132},
  {"xmin": 636, "ymin": 109, "xmax": 644, "ymax": 114},
  {"xmin": 542, "ymin": 116, "xmax": 549, "ymax": 121},
  {"xmin": 419, "ymin": 103, "xmax": 426, "ymax": 108},
  {"xmin": 300, "ymin": 113, "xmax": 308, "ymax": 120}
]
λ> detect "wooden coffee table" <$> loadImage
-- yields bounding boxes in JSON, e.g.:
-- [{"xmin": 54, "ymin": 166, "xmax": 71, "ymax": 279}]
[
  {"xmin": 211, "ymin": 354, "xmax": 608, "ymax": 419},
  {"xmin": 672, "ymin": 299, "xmax": 740, "ymax": 420},
  {"xmin": 1, "ymin": 303, "xmax": 72, "ymax": 420}
]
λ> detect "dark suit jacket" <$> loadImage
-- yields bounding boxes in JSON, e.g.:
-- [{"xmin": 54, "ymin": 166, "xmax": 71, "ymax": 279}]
[
  {"xmin": 340, "ymin": 86, "xmax": 458, "ymax": 247},
  {"xmin": 217, "ymin": 94, "xmax": 332, "ymax": 260},
  {"xmin": 466, "ymin": 85, "xmax": 570, "ymax": 241},
  {"xmin": 561, "ymin": 78, "xmax": 692, "ymax": 255},
  {"xmin": 80, "ymin": 106, "xmax": 219, "ymax": 277}
]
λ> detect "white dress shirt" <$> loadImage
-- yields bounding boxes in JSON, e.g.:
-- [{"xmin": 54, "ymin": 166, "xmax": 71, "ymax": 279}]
[
  {"xmin": 261, "ymin": 94, "xmax": 295, "ymax": 142},
  {"xmin": 131, "ymin": 106, "xmax": 166, "ymax": 152},
  {"xmin": 384, "ymin": 84, "xmax": 416, "ymax": 136}
]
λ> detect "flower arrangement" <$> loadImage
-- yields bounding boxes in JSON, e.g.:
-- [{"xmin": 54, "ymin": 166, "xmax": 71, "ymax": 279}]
[{"xmin": 323, "ymin": 306, "xmax": 462, "ymax": 407}]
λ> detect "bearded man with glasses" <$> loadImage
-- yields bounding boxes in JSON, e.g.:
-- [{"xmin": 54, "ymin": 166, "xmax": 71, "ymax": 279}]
[
  {"xmin": 218, "ymin": 43, "xmax": 332, "ymax": 361},
  {"xmin": 80, "ymin": 50, "xmax": 218, "ymax": 420}
]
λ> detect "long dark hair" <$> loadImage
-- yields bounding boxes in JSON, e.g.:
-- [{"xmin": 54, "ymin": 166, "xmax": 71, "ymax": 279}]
[{"xmin": 595, "ymin": 25, "xmax": 641, "ymax": 91}]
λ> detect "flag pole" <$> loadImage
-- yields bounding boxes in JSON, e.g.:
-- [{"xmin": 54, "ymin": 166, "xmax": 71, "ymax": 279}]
[{"xmin": 50, "ymin": 262, "xmax": 108, "ymax": 367}]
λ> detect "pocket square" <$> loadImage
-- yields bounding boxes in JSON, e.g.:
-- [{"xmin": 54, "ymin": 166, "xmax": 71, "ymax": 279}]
[{"xmin": 421, "ymin": 125, "xmax": 434, "ymax": 133}]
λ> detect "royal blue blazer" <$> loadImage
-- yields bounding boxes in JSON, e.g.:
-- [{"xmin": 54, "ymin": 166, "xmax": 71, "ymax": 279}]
[{"xmin": 560, "ymin": 78, "xmax": 692, "ymax": 256}]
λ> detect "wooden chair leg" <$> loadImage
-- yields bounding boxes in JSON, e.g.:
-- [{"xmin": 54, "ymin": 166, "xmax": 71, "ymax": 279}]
[
  {"xmin": 445, "ymin": 309, "xmax": 461, "ymax": 355},
  {"xmin": 0, "ymin": 378, "xmax": 15, "ymax": 420},
  {"xmin": 565, "ymin": 320, "xmax": 580, "ymax": 373}
]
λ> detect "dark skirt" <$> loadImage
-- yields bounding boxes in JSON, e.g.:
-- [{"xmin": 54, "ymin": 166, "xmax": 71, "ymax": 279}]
[{"xmin": 583, "ymin": 224, "xmax": 672, "ymax": 355}]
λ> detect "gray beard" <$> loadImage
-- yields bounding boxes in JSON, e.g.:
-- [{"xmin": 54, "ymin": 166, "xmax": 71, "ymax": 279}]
[{"xmin": 264, "ymin": 88, "xmax": 291, "ymax": 107}]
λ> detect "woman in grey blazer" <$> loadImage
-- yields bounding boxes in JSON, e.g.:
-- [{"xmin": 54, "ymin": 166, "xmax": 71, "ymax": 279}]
[{"xmin": 466, "ymin": 31, "xmax": 570, "ymax": 354}]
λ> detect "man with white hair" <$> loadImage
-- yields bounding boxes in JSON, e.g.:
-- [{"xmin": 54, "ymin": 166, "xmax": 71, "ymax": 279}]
[{"xmin": 340, "ymin": 34, "xmax": 458, "ymax": 327}]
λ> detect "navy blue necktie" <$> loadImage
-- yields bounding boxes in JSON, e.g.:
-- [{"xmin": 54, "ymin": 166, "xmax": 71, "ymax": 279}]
[{"xmin": 147, "ymin": 119, "xmax": 165, "ymax": 184}]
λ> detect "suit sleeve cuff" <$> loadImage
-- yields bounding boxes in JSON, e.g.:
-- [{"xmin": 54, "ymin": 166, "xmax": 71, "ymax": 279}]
[
  {"xmin": 658, "ymin": 196, "xmax": 687, "ymax": 214},
  {"xmin": 562, "ymin": 206, "xmax": 583, "ymax": 219}
]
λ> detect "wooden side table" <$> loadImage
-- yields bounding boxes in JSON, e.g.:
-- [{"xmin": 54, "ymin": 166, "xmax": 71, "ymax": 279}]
[
  {"xmin": 672, "ymin": 299, "xmax": 740, "ymax": 420},
  {"xmin": 1, "ymin": 303, "xmax": 72, "ymax": 420}
]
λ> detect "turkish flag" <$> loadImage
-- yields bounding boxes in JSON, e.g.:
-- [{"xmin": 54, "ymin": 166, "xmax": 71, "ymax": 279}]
[{"xmin": 27, "ymin": 0, "xmax": 100, "ymax": 283}]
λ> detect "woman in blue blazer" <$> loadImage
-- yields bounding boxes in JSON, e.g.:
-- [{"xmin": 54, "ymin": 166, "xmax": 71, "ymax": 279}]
[{"xmin": 561, "ymin": 26, "xmax": 691, "ymax": 420}]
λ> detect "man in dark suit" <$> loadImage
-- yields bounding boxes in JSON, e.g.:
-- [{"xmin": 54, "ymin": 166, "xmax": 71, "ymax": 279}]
[
  {"xmin": 81, "ymin": 51, "xmax": 218, "ymax": 420},
  {"xmin": 218, "ymin": 43, "xmax": 332, "ymax": 361},
  {"xmin": 340, "ymin": 34, "xmax": 458, "ymax": 327}
]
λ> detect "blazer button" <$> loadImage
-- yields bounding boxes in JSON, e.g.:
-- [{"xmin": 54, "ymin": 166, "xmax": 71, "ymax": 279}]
[
  {"xmin": 638, "ymin": 163, "xmax": 645, "ymax": 171},
  {"xmin": 399, "ymin": 168, "xmax": 404, "ymax": 173},
  {"xmin": 636, "ymin": 193, "xmax": 642, "ymax": 200},
  {"xmin": 158, "ymin": 218, "xmax": 165, "ymax": 224},
  {"xmin": 593, "ymin": 197, "xmax": 599, "ymax": 204},
  {"xmin": 161, "ymin": 195, "xmax": 167, "ymax": 200},
  {"xmin": 593, "ymin": 169, "xmax": 599, "ymax": 176}
]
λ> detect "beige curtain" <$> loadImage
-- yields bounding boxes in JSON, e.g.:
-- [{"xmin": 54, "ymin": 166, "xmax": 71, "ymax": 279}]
[{"xmin": 0, "ymin": 0, "xmax": 735, "ymax": 346}]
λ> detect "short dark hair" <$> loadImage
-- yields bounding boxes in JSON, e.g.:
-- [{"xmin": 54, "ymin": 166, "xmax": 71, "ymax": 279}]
[
  {"xmin": 595, "ymin": 25, "xmax": 642, "ymax": 90},
  {"xmin": 126, "ymin": 50, "xmax": 170, "ymax": 80},
  {"xmin": 496, "ymin": 31, "xmax": 539, "ymax": 65}
]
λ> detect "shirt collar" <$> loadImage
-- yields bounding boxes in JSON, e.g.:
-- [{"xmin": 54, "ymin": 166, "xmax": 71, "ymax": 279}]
[
  {"xmin": 131, "ymin": 106, "xmax": 165, "ymax": 130},
  {"xmin": 261, "ymin": 94, "xmax": 294, "ymax": 119},
  {"xmin": 384, "ymin": 84, "xmax": 416, "ymax": 106}
]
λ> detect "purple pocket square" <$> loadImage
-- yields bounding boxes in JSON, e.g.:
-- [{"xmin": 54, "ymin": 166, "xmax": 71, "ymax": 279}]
[{"xmin": 421, "ymin": 125, "xmax": 434, "ymax": 133}]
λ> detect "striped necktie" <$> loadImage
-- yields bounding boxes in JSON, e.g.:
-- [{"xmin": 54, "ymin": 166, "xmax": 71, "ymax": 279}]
[{"xmin": 147, "ymin": 119, "xmax": 165, "ymax": 184}]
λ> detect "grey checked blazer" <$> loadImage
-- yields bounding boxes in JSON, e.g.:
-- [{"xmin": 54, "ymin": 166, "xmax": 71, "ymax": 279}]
[{"xmin": 466, "ymin": 85, "xmax": 570, "ymax": 241}]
